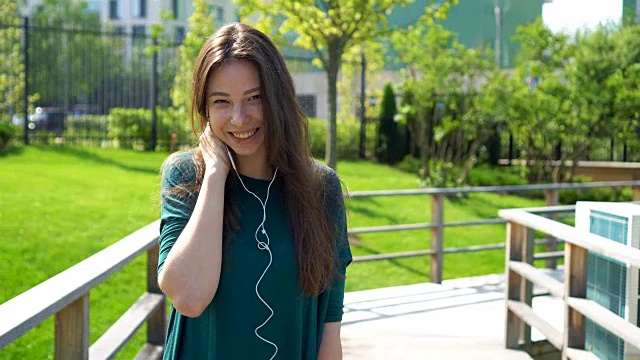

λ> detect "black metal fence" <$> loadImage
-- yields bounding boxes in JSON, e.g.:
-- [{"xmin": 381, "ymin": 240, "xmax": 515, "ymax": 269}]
[
  {"xmin": 1, "ymin": 16, "xmax": 185, "ymax": 149},
  {"xmin": 0, "ymin": 17, "xmax": 324, "ymax": 152},
  {"xmin": 499, "ymin": 133, "xmax": 640, "ymax": 163}
]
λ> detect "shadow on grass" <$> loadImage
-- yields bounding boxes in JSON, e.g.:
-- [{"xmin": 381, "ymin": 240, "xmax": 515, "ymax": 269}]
[
  {"xmin": 353, "ymin": 241, "xmax": 427, "ymax": 279},
  {"xmin": 347, "ymin": 197, "xmax": 414, "ymax": 225},
  {"xmin": 0, "ymin": 145, "xmax": 25, "ymax": 158},
  {"xmin": 41, "ymin": 146, "xmax": 160, "ymax": 175}
]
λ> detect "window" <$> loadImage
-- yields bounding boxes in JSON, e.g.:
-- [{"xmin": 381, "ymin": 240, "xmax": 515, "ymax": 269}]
[
  {"xmin": 210, "ymin": 4, "xmax": 224, "ymax": 26},
  {"xmin": 109, "ymin": 0, "xmax": 119, "ymax": 19},
  {"xmin": 132, "ymin": 0, "xmax": 147, "ymax": 18},
  {"xmin": 172, "ymin": 0, "xmax": 183, "ymax": 19},
  {"xmin": 132, "ymin": 25, "xmax": 146, "ymax": 37},
  {"xmin": 175, "ymin": 26, "xmax": 185, "ymax": 44},
  {"xmin": 296, "ymin": 95, "xmax": 317, "ymax": 118},
  {"xmin": 86, "ymin": 0, "xmax": 100, "ymax": 14},
  {"xmin": 132, "ymin": 25, "xmax": 147, "ymax": 46}
]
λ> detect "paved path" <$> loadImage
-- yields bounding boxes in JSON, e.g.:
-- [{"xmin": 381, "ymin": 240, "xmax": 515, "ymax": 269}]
[{"xmin": 341, "ymin": 273, "xmax": 565, "ymax": 359}]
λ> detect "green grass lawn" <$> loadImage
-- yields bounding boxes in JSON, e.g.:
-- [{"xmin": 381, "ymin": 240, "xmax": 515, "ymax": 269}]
[
  {"xmin": 336, "ymin": 160, "xmax": 544, "ymax": 291},
  {"xmin": 0, "ymin": 146, "xmax": 543, "ymax": 359}
]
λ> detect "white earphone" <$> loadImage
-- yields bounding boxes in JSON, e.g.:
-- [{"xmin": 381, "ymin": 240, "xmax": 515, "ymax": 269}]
[{"xmin": 226, "ymin": 145, "xmax": 279, "ymax": 360}]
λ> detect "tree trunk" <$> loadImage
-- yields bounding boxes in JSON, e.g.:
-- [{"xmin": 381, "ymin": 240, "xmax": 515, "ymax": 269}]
[
  {"xmin": 417, "ymin": 106, "xmax": 431, "ymax": 181},
  {"xmin": 325, "ymin": 46, "xmax": 341, "ymax": 170}
]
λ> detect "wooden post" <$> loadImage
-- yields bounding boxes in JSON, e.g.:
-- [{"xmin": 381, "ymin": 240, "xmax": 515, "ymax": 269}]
[
  {"xmin": 147, "ymin": 244, "xmax": 166, "ymax": 346},
  {"xmin": 430, "ymin": 194, "xmax": 444, "ymax": 284},
  {"xmin": 562, "ymin": 243, "xmax": 588, "ymax": 359},
  {"xmin": 55, "ymin": 293, "xmax": 89, "ymax": 360},
  {"xmin": 545, "ymin": 189, "xmax": 560, "ymax": 269},
  {"xmin": 505, "ymin": 222, "xmax": 534, "ymax": 350},
  {"xmin": 521, "ymin": 225, "xmax": 534, "ymax": 351},
  {"xmin": 632, "ymin": 186, "xmax": 640, "ymax": 202}
]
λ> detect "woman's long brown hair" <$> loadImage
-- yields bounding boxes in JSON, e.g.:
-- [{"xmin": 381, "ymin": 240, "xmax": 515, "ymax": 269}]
[{"xmin": 163, "ymin": 23, "xmax": 338, "ymax": 296}]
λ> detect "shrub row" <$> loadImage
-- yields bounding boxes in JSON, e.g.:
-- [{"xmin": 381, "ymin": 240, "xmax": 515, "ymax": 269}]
[{"xmin": 308, "ymin": 118, "xmax": 377, "ymax": 160}]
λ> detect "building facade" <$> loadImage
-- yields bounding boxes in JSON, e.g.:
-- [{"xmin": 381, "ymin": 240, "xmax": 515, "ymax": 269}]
[
  {"xmin": 21, "ymin": 0, "xmax": 237, "ymax": 42},
  {"xmin": 100, "ymin": 0, "xmax": 237, "ymax": 42},
  {"xmin": 623, "ymin": 0, "xmax": 640, "ymax": 23}
]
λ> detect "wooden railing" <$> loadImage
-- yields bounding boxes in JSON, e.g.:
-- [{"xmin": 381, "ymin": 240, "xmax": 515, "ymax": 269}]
[
  {"xmin": 349, "ymin": 180, "xmax": 640, "ymax": 283},
  {"xmin": 500, "ymin": 208, "xmax": 640, "ymax": 359},
  {"xmin": 2, "ymin": 180, "xmax": 640, "ymax": 358},
  {"xmin": 0, "ymin": 220, "xmax": 165, "ymax": 359}
]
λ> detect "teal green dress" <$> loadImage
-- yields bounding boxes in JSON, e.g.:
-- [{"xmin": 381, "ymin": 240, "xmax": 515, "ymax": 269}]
[{"xmin": 158, "ymin": 152, "xmax": 352, "ymax": 360}]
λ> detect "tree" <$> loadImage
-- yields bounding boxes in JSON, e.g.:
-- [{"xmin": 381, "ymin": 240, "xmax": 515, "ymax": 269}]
[
  {"xmin": 495, "ymin": 19, "xmax": 578, "ymax": 183},
  {"xmin": 29, "ymin": 0, "xmax": 112, "ymax": 110},
  {"xmin": 337, "ymin": 39, "xmax": 384, "ymax": 126},
  {"xmin": 375, "ymin": 82, "xmax": 399, "ymax": 163},
  {"xmin": 392, "ymin": 10, "xmax": 497, "ymax": 186},
  {"xmin": 171, "ymin": 0, "xmax": 215, "ymax": 126},
  {"xmin": 499, "ymin": 20, "xmax": 640, "ymax": 183},
  {"xmin": 0, "ymin": 0, "xmax": 24, "ymax": 123},
  {"xmin": 570, "ymin": 23, "xmax": 640, "ymax": 163},
  {"xmin": 238, "ymin": 0, "xmax": 457, "ymax": 169}
]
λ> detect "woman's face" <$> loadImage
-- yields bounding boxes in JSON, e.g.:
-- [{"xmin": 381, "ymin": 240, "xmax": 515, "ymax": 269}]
[{"xmin": 205, "ymin": 60, "xmax": 265, "ymax": 161}]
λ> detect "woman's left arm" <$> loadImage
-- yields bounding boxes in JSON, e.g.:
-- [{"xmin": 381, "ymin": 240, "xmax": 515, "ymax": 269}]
[{"xmin": 318, "ymin": 322, "xmax": 342, "ymax": 360}]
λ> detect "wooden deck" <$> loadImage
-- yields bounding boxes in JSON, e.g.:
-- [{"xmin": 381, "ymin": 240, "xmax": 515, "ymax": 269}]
[{"xmin": 342, "ymin": 271, "xmax": 565, "ymax": 360}]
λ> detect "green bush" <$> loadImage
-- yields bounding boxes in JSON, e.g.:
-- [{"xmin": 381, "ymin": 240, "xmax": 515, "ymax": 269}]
[
  {"xmin": 468, "ymin": 164, "xmax": 528, "ymax": 187},
  {"xmin": 308, "ymin": 118, "xmax": 376, "ymax": 160},
  {"xmin": 65, "ymin": 115, "xmax": 109, "ymax": 145},
  {"xmin": 107, "ymin": 110, "xmax": 372, "ymax": 155},
  {"xmin": 0, "ymin": 122, "xmax": 18, "ymax": 153},
  {"xmin": 376, "ymin": 83, "xmax": 402, "ymax": 164},
  {"xmin": 108, "ymin": 108, "xmax": 194, "ymax": 151},
  {"xmin": 560, "ymin": 175, "xmax": 632, "ymax": 204},
  {"xmin": 108, "ymin": 108, "xmax": 151, "ymax": 150},
  {"xmin": 395, "ymin": 155, "xmax": 422, "ymax": 175}
]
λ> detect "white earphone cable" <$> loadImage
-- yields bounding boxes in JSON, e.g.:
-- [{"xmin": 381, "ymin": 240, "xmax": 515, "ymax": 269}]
[{"xmin": 228, "ymin": 146, "xmax": 279, "ymax": 360}]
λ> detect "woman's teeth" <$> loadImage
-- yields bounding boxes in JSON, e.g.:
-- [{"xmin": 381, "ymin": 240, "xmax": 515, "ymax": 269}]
[{"xmin": 232, "ymin": 129, "xmax": 257, "ymax": 139}]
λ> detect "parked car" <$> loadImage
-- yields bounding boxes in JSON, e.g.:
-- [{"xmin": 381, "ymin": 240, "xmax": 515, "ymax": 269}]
[{"xmin": 26, "ymin": 107, "xmax": 66, "ymax": 133}]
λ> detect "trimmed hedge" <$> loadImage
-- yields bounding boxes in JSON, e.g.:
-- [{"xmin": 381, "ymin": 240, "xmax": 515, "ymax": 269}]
[
  {"xmin": 308, "ymin": 118, "xmax": 377, "ymax": 160},
  {"xmin": 108, "ymin": 108, "xmax": 194, "ymax": 151},
  {"xmin": 0, "ymin": 122, "xmax": 18, "ymax": 153},
  {"xmin": 106, "ymin": 109, "xmax": 374, "ymax": 158}
]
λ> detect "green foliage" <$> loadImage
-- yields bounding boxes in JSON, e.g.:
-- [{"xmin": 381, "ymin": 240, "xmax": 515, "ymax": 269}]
[
  {"xmin": 65, "ymin": 115, "xmax": 108, "ymax": 138},
  {"xmin": 467, "ymin": 164, "xmax": 528, "ymax": 187},
  {"xmin": 237, "ymin": 0, "xmax": 457, "ymax": 169},
  {"xmin": 392, "ymin": 12, "xmax": 498, "ymax": 186},
  {"xmin": 171, "ymin": 0, "xmax": 215, "ymax": 113},
  {"xmin": 337, "ymin": 39, "xmax": 385, "ymax": 125},
  {"xmin": 108, "ymin": 108, "xmax": 194, "ymax": 151},
  {"xmin": 375, "ymin": 83, "xmax": 401, "ymax": 164},
  {"xmin": 308, "ymin": 118, "xmax": 376, "ymax": 160},
  {"xmin": 0, "ymin": 0, "xmax": 23, "ymax": 123},
  {"xmin": 0, "ymin": 121, "xmax": 18, "ymax": 152},
  {"xmin": 493, "ymin": 19, "xmax": 640, "ymax": 183},
  {"xmin": 559, "ymin": 176, "xmax": 632, "ymax": 204}
]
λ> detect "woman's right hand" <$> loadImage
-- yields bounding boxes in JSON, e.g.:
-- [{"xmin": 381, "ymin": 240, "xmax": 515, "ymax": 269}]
[{"xmin": 199, "ymin": 127, "xmax": 230, "ymax": 175}]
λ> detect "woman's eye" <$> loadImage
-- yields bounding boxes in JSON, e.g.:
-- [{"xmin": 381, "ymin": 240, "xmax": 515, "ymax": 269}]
[
  {"xmin": 213, "ymin": 99, "xmax": 229, "ymax": 105},
  {"xmin": 248, "ymin": 94, "xmax": 261, "ymax": 102}
]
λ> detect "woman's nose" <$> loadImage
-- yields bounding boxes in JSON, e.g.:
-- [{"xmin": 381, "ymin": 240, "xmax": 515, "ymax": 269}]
[{"xmin": 230, "ymin": 105, "xmax": 247, "ymax": 127}]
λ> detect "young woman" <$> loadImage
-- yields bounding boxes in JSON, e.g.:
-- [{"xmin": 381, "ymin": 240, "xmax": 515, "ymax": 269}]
[{"xmin": 158, "ymin": 23, "xmax": 352, "ymax": 360}]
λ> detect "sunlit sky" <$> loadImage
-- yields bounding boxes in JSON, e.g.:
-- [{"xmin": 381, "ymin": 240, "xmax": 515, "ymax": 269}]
[{"xmin": 543, "ymin": 0, "xmax": 623, "ymax": 33}]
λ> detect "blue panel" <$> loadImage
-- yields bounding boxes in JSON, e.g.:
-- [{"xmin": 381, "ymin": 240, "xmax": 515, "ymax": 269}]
[{"xmin": 586, "ymin": 210, "xmax": 628, "ymax": 360}]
